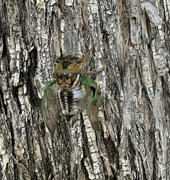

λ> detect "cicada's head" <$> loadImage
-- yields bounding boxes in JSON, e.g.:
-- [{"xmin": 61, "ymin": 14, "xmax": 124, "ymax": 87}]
[{"xmin": 54, "ymin": 55, "xmax": 88, "ymax": 88}]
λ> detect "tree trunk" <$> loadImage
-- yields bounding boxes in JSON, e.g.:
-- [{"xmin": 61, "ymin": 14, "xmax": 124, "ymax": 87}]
[{"xmin": 0, "ymin": 0, "xmax": 170, "ymax": 179}]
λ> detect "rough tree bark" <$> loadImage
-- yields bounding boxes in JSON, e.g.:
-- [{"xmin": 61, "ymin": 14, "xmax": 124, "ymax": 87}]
[{"xmin": 0, "ymin": 0, "xmax": 170, "ymax": 179}]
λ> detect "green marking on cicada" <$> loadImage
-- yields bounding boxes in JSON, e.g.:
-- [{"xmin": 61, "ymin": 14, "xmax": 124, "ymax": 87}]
[
  {"xmin": 80, "ymin": 76, "xmax": 101, "ymax": 130},
  {"xmin": 41, "ymin": 80, "xmax": 56, "ymax": 110},
  {"xmin": 41, "ymin": 51, "xmax": 101, "ymax": 133}
]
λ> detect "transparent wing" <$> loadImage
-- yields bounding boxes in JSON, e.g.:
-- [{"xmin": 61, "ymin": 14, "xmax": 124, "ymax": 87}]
[
  {"xmin": 80, "ymin": 76, "xmax": 101, "ymax": 130},
  {"xmin": 88, "ymin": 96, "xmax": 101, "ymax": 131},
  {"xmin": 41, "ymin": 80, "xmax": 61, "ymax": 134}
]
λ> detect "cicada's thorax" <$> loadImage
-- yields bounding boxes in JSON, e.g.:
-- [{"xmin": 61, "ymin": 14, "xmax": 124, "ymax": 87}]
[{"xmin": 55, "ymin": 58, "xmax": 86, "ymax": 120}]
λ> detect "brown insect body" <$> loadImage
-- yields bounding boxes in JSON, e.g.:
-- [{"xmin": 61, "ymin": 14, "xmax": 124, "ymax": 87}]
[
  {"xmin": 54, "ymin": 56, "xmax": 89, "ymax": 121},
  {"xmin": 42, "ymin": 51, "xmax": 101, "ymax": 133}
]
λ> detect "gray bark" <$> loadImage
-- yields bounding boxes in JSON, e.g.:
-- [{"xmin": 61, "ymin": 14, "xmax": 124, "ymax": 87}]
[{"xmin": 0, "ymin": 0, "xmax": 170, "ymax": 179}]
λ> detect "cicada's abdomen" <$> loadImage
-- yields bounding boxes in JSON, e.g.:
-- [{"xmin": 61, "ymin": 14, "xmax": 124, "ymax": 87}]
[{"xmin": 57, "ymin": 87, "xmax": 85, "ymax": 121}]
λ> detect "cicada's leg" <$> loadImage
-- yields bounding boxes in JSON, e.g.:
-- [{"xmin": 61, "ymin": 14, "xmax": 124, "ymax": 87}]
[{"xmin": 41, "ymin": 80, "xmax": 61, "ymax": 134}]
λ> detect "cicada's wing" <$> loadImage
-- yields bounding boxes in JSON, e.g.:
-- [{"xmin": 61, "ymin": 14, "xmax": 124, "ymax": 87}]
[
  {"xmin": 80, "ymin": 76, "xmax": 102, "ymax": 130},
  {"xmin": 88, "ymin": 95, "xmax": 102, "ymax": 131},
  {"xmin": 41, "ymin": 80, "xmax": 61, "ymax": 134}
]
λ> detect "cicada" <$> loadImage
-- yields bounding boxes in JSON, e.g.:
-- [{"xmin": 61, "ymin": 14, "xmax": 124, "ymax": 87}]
[{"xmin": 41, "ymin": 52, "xmax": 101, "ymax": 134}]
